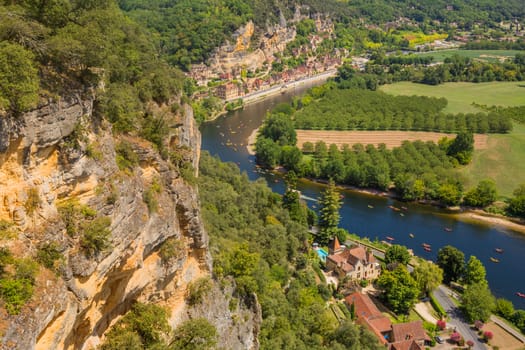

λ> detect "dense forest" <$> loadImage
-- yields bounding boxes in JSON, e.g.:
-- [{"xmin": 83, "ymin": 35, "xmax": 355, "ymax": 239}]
[
  {"xmin": 118, "ymin": 0, "xmax": 354, "ymax": 70},
  {"xmin": 0, "ymin": 0, "xmax": 184, "ymax": 143},
  {"xmin": 198, "ymin": 152, "xmax": 383, "ymax": 349},
  {"xmin": 117, "ymin": 0, "xmax": 525, "ymax": 70},
  {"xmin": 342, "ymin": 0, "xmax": 524, "ymax": 27}
]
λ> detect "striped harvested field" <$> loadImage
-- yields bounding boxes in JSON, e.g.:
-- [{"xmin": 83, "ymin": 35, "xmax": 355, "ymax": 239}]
[{"xmin": 296, "ymin": 130, "xmax": 488, "ymax": 150}]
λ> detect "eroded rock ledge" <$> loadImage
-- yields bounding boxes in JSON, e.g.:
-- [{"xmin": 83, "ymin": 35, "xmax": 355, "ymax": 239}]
[{"xmin": 0, "ymin": 94, "xmax": 260, "ymax": 350}]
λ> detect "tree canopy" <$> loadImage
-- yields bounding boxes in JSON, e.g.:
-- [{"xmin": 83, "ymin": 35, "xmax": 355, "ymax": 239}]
[
  {"xmin": 317, "ymin": 179, "xmax": 342, "ymax": 245},
  {"xmin": 0, "ymin": 42, "xmax": 39, "ymax": 113},
  {"xmin": 377, "ymin": 265, "xmax": 419, "ymax": 315},
  {"xmin": 384, "ymin": 244, "xmax": 411, "ymax": 266},
  {"xmin": 461, "ymin": 283, "xmax": 496, "ymax": 322},
  {"xmin": 464, "ymin": 255, "xmax": 487, "ymax": 286},
  {"xmin": 412, "ymin": 260, "xmax": 443, "ymax": 295},
  {"xmin": 437, "ymin": 245, "xmax": 465, "ymax": 284}
]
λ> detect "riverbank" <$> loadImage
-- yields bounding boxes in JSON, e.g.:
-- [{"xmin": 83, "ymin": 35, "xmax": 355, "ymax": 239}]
[
  {"xmin": 247, "ymin": 127, "xmax": 259, "ymax": 155},
  {"xmin": 454, "ymin": 211, "xmax": 525, "ymax": 234},
  {"xmin": 238, "ymin": 69, "xmax": 337, "ymax": 106},
  {"xmin": 205, "ymin": 69, "xmax": 337, "ymax": 123},
  {"xmin": 270, "ymin": 169, "xmax": 525, "ymax": 234}
]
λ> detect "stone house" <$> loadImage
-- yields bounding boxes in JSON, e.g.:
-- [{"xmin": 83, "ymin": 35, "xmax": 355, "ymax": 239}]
[
  {"xmin": 215, "ymin": 83, "xmax": 243, "ymax": 100},
  {"xmin": 325, "ymin": 237, "xmax": 381, "ymax": 280}
]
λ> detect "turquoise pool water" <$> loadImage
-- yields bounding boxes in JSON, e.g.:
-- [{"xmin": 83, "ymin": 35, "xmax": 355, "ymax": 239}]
[{"xmin": 316, "ymin": 248, "xmax": 328, "ymax": 262}]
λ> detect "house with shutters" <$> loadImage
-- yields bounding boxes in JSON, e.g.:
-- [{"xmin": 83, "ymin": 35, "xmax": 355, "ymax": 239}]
[{"xmin": 325, "ymin": 237, "xmax": 381, "ymax": 281}]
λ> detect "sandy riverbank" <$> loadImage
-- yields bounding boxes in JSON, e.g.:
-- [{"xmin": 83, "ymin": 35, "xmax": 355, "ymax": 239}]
[
  {"xmin": 453, "ymin": 211, "xmax": 525, "ymax": 234},
  {"xmin": 246, "ymin": 128, "xmax": 259, "ymax": 155}
]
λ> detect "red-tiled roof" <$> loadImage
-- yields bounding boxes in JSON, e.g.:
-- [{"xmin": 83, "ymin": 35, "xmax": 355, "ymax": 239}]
[
  {"xmin": 370, "ymin": 316, "xmax": 394, "ymax": 333},
  {"xmin": 328, "ymin": 236, "xmax": 341, "ymax": 253},
  {"xmin": 345, "ymin": 292, "xmax": 383, "ymax": 319},
  {"xmin": 391, "ymin": 321, "xmax": 430, "ymax": 342},
  {"xmin": 389, "ymin": 340, "xmax": 424, "ymax": 350},
  {"xmin": 345, "ymin": 293, "xmax": 392, "ymax": 344}
]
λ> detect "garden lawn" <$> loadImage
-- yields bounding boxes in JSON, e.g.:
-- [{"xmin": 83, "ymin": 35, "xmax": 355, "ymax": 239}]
[
  {"xmin": 380, "ymin": 81, "xmax": 525, "ymax": 114},
  {"xmin": 459, "ymin": 123, "xmax": 525, "ymax": 197}
]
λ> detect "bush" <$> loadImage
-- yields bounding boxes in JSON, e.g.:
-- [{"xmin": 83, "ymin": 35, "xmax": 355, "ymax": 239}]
[
  {"xmin": 0, "ymin": 278, "xmax": 34, "ymax": 315},
  {"xmin": 474, "ymin": 320, "xmax": 484, "ymax": 330},
  {"xmin": 159, "ymin": 237, "xmax": 185, "ymax": 262},
  {"xmin": 58, "ymin": 199, "xmax": 96, "ymax": 236},
  {"xmin": 81, "ymin": 217, "xmax": 112, "ymax": 257},
  {"xmin": 0, "ymin": 220, "xmax": 17, "ymax": 239},
  {"xmin": 187, "ymin": 277, "xmax": 212, "ymax": 306},
  {"xmin": 102, "ymin": 302, "xmax": 170, "ymax": 349},
  {"xmin": 436, "ymin": 319, "xmax": 446, "ymax": 330},
  {"xmin": 450, "ymin": 332, "xmax": 462, "ymax": 344},
  {"xmin": 430, "ymin": 294, "xmax": 446, "ymax": 317},
  {"xmin": 483, "ymin": 331, "xmax": 493, "ymax": 341},
  {"xmin": 116, "ymin": 141, "xmax": 139, "ymax": 171},
  {"xmin": 143, "ymin": 179, "xmax": 162, "ymax": 214},
  {"xmin": 15, "ymin": 258, "xmax": 39, "ymax": 282},
  {"xmin": 37, "ymin": 242, "xmax": 63, "ymax": 270}
]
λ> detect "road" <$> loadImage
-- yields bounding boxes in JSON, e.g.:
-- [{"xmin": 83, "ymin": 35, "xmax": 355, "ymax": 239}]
[
  {"xmin": 433, "ymin": 285, "xmax": 486, "ymax": 350},
  {"xmin": 228, "ymin": 69, "xmax": 337, "ymax": 104}
]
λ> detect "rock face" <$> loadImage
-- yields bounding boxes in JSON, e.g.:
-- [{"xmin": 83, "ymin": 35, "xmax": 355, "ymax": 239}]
[
  {"xmin": 0, "ymin": 94, "xmax": 259, "ymax": 349},
  {"xmin": 207, "ymin": 19, "xmax": 297, "ymax": 75}
]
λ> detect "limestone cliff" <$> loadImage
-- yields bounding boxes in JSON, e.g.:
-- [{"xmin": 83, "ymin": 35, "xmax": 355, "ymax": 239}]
[{"xmin": 0, "ymin": 93, "xmax": 260, "ymax": 349}]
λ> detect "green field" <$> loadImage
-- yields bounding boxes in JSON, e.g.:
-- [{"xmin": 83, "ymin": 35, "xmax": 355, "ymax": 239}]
[
  {"xmin": 416, "ymin": 49, "xmax": 523, "ymax": 63},
  {"xmin": 459, "ymin": 123, "xmax": 525, "ymax": 197},
  {"xmin": 381, "ymin": 81, "xmax": 525, "ymax": 197},
  {"xmin": 380, "ymin": 81, "xmax": 525, "ymax": 114}
]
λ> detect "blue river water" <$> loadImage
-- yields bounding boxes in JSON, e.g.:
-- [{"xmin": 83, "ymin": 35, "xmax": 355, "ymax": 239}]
[{"xmin": 200, "ymin": 82, "xmax": 525, "ymax": 308}]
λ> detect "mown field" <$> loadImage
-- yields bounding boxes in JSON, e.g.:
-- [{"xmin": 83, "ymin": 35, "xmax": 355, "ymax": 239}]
[
  {"xmin": 416, "ymin": 49, "xmax": 523, "ymax": 63},
  {"xmin": 458, "ymin": 123, "xmax": 525, "ymax": 197},
  {"xmin": 295, "ymin": 130, "xmax": 488, "ymax": 150},
  {"xmin": 380, "ymin": 81, "xmax": 525, "ymax": 114}
]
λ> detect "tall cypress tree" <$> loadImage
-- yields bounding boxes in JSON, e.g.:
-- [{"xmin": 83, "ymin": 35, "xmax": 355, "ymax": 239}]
[{"xmin": 317, "ymin": 179, "xmax": 342, "ymax": 245}]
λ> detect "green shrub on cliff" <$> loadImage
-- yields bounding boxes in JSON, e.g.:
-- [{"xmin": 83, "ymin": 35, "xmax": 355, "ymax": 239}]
[
  {"xmin": 0, "ymin": 253, "xmax": 38, "ymax": 315},
  {"xmin": 101, "ymin": 303, "xmax": 171, "ymax": 350},
  {"xmin": 0, "ymin": 42, "xmax": 39, "ymax": 114}
]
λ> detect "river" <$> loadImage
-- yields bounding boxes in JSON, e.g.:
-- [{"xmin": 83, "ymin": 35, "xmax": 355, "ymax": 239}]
[{"xmin": 200, "ymin": 81, "xmax": 525, "ymax": 308}]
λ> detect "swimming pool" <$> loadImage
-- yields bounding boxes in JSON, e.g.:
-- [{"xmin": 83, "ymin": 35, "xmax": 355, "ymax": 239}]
[{"xmin": 316, "ymin": 248, "xmax": 328, "ymax": 262}]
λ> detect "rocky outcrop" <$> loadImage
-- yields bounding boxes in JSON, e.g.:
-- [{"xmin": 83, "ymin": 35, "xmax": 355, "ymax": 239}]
[
  {"xmin": 0, "ymin": 94, "xmax": 259, "ymax": 349},
  {"xmin": 207, "ymin": 19, "xmax": 297, "ymax": 75}
]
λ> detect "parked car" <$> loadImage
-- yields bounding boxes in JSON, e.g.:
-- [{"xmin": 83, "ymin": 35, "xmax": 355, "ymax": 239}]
[{"xmin": 435, "ymin": 336, "xmax": 444, "ymax": 344}]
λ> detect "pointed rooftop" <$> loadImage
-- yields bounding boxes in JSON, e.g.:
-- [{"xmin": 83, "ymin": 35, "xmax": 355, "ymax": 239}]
[{"xmin": 328, "ymin": 236, "xmax": 341, "ymax": 254}]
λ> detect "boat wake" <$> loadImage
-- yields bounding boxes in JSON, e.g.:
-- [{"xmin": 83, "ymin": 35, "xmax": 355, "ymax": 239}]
[{"xmin": 300, "ymin": 194, "xmax": 317, "ymax": 202}]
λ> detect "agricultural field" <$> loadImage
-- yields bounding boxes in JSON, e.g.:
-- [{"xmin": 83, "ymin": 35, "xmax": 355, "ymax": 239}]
[
  {"xmin": 416, "ymin": 49, "xmax": 523, "ymax": 63},
  {"xmin": 295, "ymin": 130, "xmax": 488, "ymax": 150},
  {"xmin": 380, "ymin": 81, "xmax": 525, "ymax": 114},
  {"xmin": 459, "ymin": 123, "xmax": 525, "ymax": 197}
]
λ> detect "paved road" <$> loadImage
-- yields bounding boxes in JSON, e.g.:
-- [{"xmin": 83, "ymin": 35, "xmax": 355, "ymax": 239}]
[{"xmin": 433, "ymin": 285, "xmax": 486, "ymax": 350}]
